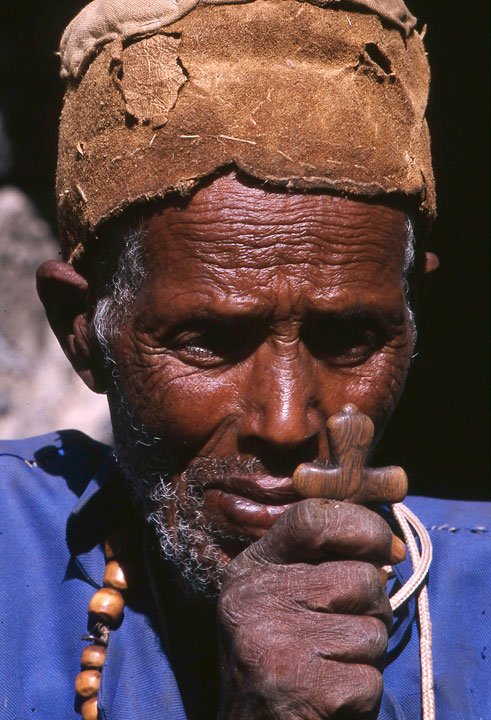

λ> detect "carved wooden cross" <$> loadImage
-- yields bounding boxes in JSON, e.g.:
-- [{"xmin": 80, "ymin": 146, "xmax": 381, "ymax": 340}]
[{"xmin": 293, "ymin": 404, "xmax": 407, "ymax": 505}]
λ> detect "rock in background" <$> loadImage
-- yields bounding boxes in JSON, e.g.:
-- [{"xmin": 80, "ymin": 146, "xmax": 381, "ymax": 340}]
[{"xmin": 0, "ymin": 116, "xmax": 111, "ymax": 443}]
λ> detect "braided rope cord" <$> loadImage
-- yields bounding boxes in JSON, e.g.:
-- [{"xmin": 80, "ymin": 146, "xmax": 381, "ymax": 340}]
[{"xmin": 388, "ymin": 503, "xmax": 435, "ymax": 720}]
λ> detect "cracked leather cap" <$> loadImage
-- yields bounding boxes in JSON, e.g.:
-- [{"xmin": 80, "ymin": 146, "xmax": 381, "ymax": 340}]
[{"xmin": 56, "ymin": 0, "xmax": 435, "ymax": 262}]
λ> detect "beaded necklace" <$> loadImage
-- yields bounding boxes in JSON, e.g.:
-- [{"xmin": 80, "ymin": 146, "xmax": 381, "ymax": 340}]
[{"xmin": 75, "ymin": 534, "xmax": 129, "ymax": 720}]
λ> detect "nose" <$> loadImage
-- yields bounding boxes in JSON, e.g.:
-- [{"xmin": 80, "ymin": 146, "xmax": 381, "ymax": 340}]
[{"xmin": 238, "ymin": 341, "xmax": 325, "ymax": 458}]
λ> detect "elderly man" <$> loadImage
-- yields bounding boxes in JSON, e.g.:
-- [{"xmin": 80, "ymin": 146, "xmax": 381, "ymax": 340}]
[{"xmin": 0, "ymin": 1, "xmax": 489, "ymax": 719}]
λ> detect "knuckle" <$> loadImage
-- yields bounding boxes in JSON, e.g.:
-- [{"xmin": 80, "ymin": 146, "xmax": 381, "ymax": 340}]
[
  {"xmin": 217, "ymin": 586, "xmax": 240, "ymax": 630},
  {"xmin": 363, "ymin": 510, "xmax": 393, "ymax": 550},
  {"xmin": 340, "ymin": 562, "xmax": 393, "ymax": 627},
  {"xmin": 331, "ymin": 504, "xmax": 393, "ymax": 562},
  {"xmin": 247, "ymin": 499, "xmax": 329, "ymax": 564},
  {"xmin": 361, "ymin": 565, "xmax": 393, "ymax": 626},
  {"xmin": 324, "ymin": 560, "xmax": 382, "ymax": 612},
  {"xmin": 365, "ymin": 561, "xmax": 382, "ymax": 588},
  {"xmin": 362, "ymin": 665, "xmax": 384, "ymax": 709},
  {"xmin": 351, "ymin": 665, "xmax": 384, "ymax": 713},
  {"xmin": 220, "ymin": 562, "xmax": 248, "ymax": 596},
  {"xmin": 284, "ymin": 499, "xmax": 327, "ymax": 550},
  {"xmin": 291, "ymin": 498, "xmax": 326, "ymax": 535},
  {"xmin": 345, "ymin": 560, "xmax": 380, "ymax": 594},
  {"xmin": 360, "ymin": 617, "xmax": 388, "ymax": 658},
  {"xmin": 364, "ymin": 571, "xmax": 386, "ymax": 609},
  {"xmin": 358, "ymin": 562, "xmax": 388, "ymax": 600},
  {"xmin": 218, "ymin": 572, "xmax": 260, "ymax": 627},
  {"xmin": 339, "ymin": 665, "xmax": 384, "ymax": 714},
  {"xmin": 327, "ymin": 665, "xmax": 383, "ymax": 715}
]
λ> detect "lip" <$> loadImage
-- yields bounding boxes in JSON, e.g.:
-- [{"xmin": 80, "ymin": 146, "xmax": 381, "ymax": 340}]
[
  {"xmin": 202, "ymin": 476, "xmax": 302, "ymax": 536},
  {"xmin": 205, "ymin": 474, "xmax": 301, "ymax": 505}
]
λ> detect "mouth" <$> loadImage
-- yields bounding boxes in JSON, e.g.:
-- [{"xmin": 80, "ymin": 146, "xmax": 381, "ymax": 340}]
[{"xmin": 201, "ymin": 475, "xmax": 302, "ymax": 538}]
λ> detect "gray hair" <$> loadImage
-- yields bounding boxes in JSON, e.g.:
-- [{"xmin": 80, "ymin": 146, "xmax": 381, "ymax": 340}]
[{"xmin": 93, "ymin": 226, "xmax": 146, "ymax": 365}]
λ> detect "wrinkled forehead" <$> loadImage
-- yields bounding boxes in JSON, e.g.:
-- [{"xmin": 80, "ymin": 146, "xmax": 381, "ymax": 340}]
[{"xmin": 136, "ymin": 175, "xmax": 410, "ymax": 306}]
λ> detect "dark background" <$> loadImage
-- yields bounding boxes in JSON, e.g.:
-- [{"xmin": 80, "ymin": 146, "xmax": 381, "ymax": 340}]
[{"xmin": 1, "ymin": 1, "xmax": 489, "ymax": 500}]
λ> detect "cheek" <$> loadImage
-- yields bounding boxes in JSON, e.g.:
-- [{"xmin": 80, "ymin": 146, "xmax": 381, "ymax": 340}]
[
  {"xmin": 114, "ymin": 347, "xmax": 243, "ymax": 454},
  {"xmin": 332, "ymin": 346, "xmax": 412, "ymax": 427}
]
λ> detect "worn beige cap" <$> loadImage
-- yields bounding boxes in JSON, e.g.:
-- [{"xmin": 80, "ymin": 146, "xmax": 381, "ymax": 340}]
[{"xmin": 57, "ymin": 0, "xmax": 435, "ymax": 262}]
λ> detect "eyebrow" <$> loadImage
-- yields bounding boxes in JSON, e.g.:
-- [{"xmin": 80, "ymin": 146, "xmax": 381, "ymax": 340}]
[
  {"xmin": 177, "ymin": 308, "xmax": 265, "ymax": 325},
  {"xmin": 159, "ymin": 302, "xmax": 405, "ymax": 339},
  {"xmin": 307, "ymin": 306, "xmax": 406, "ymax": 326},
  {"xmin": 158, "ymin": 308, "xmax": 266, "ymax": 338}
]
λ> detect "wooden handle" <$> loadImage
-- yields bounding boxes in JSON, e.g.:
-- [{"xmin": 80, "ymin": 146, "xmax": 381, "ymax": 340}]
[{"xmin": 293, "ymin": 404, "xmax": 407, "ymax": 505}]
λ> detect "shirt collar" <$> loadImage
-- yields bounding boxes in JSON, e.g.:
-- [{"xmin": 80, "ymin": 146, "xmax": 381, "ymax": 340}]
[{"xmin": 66, "ymin": 455, "xmax": 119, "ymax": 588}]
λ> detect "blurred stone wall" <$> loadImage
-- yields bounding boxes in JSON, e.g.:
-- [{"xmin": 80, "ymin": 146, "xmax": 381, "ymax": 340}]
[{"xmin": 0, "ymin": 116, "xmax": 112, "ymax": 444}]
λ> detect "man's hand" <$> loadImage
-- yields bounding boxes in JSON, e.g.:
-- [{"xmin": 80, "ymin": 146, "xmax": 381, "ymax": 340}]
[{"xmin": 218, "ymin": 499, "xmax": 405, "ymax": 719}]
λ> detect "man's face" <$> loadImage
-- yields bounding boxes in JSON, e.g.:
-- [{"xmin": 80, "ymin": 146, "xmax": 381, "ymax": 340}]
[{"xmin": 105, "ymin": 173, "xmax": 414, "ymax": 583}]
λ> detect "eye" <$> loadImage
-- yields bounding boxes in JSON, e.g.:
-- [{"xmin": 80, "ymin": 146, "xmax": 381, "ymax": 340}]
[
  {"xmin": 171, "ymin": 331, "xmax": 226, "ymax": 364},
  {"xmin": 303, "ymin": 318, "xmax": 382, "ymax": 367},
  {"xmin": 167, "ymin": 324, "xmax": 259, "ymax": 368}
]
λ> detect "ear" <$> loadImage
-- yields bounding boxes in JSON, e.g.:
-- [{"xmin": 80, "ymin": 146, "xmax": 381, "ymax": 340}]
[
  {"xmin": 424, "ymin": 251, "xmax": 440, "ymax": 275},
  {"xmin": 36, "ymin": 260, "xmax": 108, "ymax": 393}
]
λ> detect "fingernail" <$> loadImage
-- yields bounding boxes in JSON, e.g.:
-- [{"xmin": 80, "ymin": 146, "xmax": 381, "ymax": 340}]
[
  {"xmin": 391, "ymin": 535, "xmax": 406, "ymax": 564},
  {"xmin": 378, "ymin": 567, "xmax": 388, "ymax": 587}
]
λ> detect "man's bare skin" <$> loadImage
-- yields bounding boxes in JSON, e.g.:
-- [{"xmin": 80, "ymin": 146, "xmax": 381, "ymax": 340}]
[{"xmin": 38, "ymin": 171, "xmax": 436, "ymax": 718}]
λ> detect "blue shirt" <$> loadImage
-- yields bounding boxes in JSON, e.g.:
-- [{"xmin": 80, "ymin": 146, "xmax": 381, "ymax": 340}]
[{"xmin": 0, "ymin": 431, "xmax": 489, "ymax": 719}]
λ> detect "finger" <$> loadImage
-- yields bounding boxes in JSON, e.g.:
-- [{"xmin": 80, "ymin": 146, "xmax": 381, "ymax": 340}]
[
  {"xmin": 238, "ymin": 636, "xmax": 383, "ymax": 717},
  {"xmin": 282, "ymin": 561, "xmax": 393, "ymax": 626},
  {"xmin": 325, "ymin": 663, "xmax": 383, "ymax": 716},
  {"xmin": 310, "ymin": 615, "xmax": 388, "ymax": 664},
  {"xmin": 248, "ymin": 499, "xmax": 404, "ymax": 567},
  {"xmin": 305, "ymin": 659, "xmax": 384, "ymax": 718},
  {"xmin": 221, "ymin": 561, "xmax": 393, "ymax": 631}
]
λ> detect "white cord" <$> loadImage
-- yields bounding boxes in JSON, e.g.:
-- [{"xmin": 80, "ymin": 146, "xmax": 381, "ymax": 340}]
[
  {"xmin": 389, "ymin": 504, "xmax": 433, "ymax": 611},
  {"xmin": 387, "ymin": 503, "xmax": 435, "ymax": 720}
]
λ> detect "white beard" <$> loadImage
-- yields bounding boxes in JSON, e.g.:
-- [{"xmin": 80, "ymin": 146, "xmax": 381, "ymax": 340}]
[{"xmin": 109, "ymin": 388, "xmax": 238, "ymax": 599}]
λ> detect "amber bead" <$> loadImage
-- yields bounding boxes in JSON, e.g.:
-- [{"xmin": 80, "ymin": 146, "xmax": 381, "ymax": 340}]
[
  {"xmin": 103, "ymin": 560, "xmax": 128, "ymax": 591},
  {"xmin": 81, "ymin": 696, "xmax": 99, "ymax": 720},
  {"xmin": 88, "ymin": 587, "xmax": 125, "ymax": 626},
  {"xmin": 81, "ymin": 644, "xmax": 107, "ymax": 670},
  {"xmin": 75, "ymin": 669, "xmax": 101, "ymax": 699}
]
